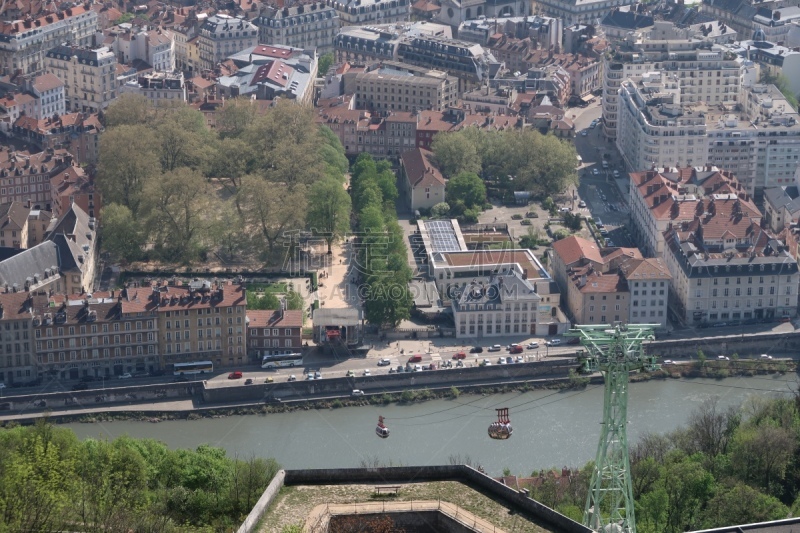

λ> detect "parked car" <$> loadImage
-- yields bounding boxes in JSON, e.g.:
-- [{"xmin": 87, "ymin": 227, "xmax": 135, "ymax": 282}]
[
  {"xmin": 469, "ymin": 347, "xmax": 483, "ymax": 354},
  {"xmin": 717, "ymin": 355, "xmax": 730, "ymax": 361},
  {"xmin": 314, "ymin": 371, "xmax": 322, "ymax": 379},
  {"xmin": 761, "ymin": 354, "xmax": 773, "ymax": 360},
  {"xmin": 71, "ymin": 382, "xmax": 89, "ymax": 391},
  {"xmin": 377, "ymin": 358, "xmax": 391, "ymax": 366},
  {"xmin": 363, "ymin": 369, "xmax": 371, "ymax": 376},
  {"xmin": 244, "ymin": 378, "xmax": 254, "ymax": 385},
  {"xmin": 346, "ymin": 370, "xmax": 355, "ymax": 377},
  {"xmin": 578, "ymin": 200, "xmax": 586, "ymax": 208},
  {"xmin": 305, "ymin": 373, "xmax": 314, "ymax": 381},
  {"xmin": 612, "ymin": 170, "xmax": 620, "ymax": 178},
  {"xmin": 228, "ymin": 371, "xmax": 243, "ymax": 379},
  {"xmin": 480, "ymin": 359, "xmax": 492, "ymax": 367},
  {"xmin": 408, "ymin": 354, "xmax": 423, "ymax": 363},
  {"xmin": 545, "ymin": 339, "xmax": 562, "ymax": 347},
  {"xmin": 413, "ymin": 365, "xmax": 423, "ymax": 372},
  {"xmin": 527, "ymin": 342, "xmax": 539, "ymax": 349},
  {"xmin": 515, "ymin": 356, "xmax": 524, "ymax": 363},
  {"xmin": 265, "ymin": 377, "xmax": 274, "ymax": 383},
  {"xmin": 663, "ymin": 360, "xmax": 674, "ymax": 365},
  {"xmin": 497, "ymin": 357, "xmax": 507, "ymax": 364},
  {"xmin": 592, "ymin": 168, "xmax": 600, "ymax": 176},
  {"xmin": 351, "ymin": 389, "xmax": 365, "ymax": 397},
  {"xmin": 288, "ymin": 375, "xmax": 297, "ymax": 381},
  {"xmin": 118, "ymin": 373, "xmax": 132, "ymax": 380},
  {"xmin": 488, "ymin": 345, "xmax": 502, "ymax": 352}
]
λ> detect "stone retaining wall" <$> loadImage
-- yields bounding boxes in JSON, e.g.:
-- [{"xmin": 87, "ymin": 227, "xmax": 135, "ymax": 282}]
[{"xmin": 237, "ymin": 469, "xmax": 286, "ymax": 533}]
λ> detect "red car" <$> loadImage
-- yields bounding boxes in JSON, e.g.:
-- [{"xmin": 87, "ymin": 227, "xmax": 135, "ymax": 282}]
[
  {"xmin": 408, "ymin": 354, "xmax": 423, "ymax": 363},
  {"xmin": 453, "ymin": 352, "xmax": 467, "ymax": 360},
  {"xmin": 510, "ymin": 346, "xmax": 524, "ymax": 354},
  {"xmin": 228, "ymin": 371, "xmax": 243, "ymax": 379}
]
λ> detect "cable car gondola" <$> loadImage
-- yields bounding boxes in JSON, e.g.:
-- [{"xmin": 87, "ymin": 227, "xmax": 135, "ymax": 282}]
[
  {"xmin": 376, "ymin": 415, "xmax": 390, "ymax": 438},
  {"xmin": 488, "ymin": 408, "xmax": 512, "ymax": 440}
]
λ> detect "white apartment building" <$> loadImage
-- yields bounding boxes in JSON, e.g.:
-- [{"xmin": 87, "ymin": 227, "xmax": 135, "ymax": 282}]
[
  {"xmin": 172, "ymin": 24, "xmax": 195, "ymax": 72},
  {"xmin": 45, "ymin": 45, "xmax": 117, "ymax": 113},
  {"xmin": 533, "ymin": 0, "xmax": 634, "ymax": 25},
  {"xmin": 452, "ymin": 270, "xmax": 541, "ymax": 339},
  {"xmin": 349, "ymin": 63, "xmax": 458, "ymax": 112},
  {"xmin": 602, "ymin": 22, "xmax": 748, "ymax": 142},
  {"xmin": 198, "ymin": 15, "xmax": 258, "ymax": 72},
  {"xmin": 617, "ymin": 73, "xmax": 710, "ymax": 171},
  {"xmin": 628, "ymin": 165, "xmax": 759, "ymax": 257},
  {"xmin": 0, "ymin": 6, "xmax": 97, "ymax": 75},
  {"xmin": 663, "ymin": 217, "xmax": 799, "ymax": 325},
  {"xmin": 326, "ymin": 0, "xmax": 409, "ymax": 27},
  {"xmin": 119, "ymin": 72, "xmax": 187, "ymax": 106},
  {"xmin": 254, "ymin": 3, "xmax": 339, "ymax": 56},
  {"xmin": 112, "ymin": 27, "xmax": 176, "ymax": 73},
  {"xmin": 29, "ymin": 73, "xmax": 65, "ymax": 119}
]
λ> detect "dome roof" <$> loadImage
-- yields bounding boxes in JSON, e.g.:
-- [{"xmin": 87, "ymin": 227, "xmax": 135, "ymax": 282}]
[{"xmin": 753, "ymin": 28, "xmax": 766, "ymax": 41}]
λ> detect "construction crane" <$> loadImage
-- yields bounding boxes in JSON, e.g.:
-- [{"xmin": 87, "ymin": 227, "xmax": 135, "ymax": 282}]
[{"xmin": 566, "ymin": 324, "xmax": 659, "ymax": 533}]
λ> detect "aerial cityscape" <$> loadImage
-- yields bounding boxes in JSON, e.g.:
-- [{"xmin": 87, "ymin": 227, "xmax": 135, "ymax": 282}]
[{"xmin": 1, "ymin": 0, "xmax": 800, "ymax": 531}]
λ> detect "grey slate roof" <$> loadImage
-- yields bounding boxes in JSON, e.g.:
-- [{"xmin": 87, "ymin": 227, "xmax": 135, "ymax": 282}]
[
  {"xmin": 601, "ymin": 9, "xmax": 654, "ymax": 30},
  {"xmin": 0, "ymin": 240, "xmax": 60, "ymax": 291},
  {"xmin": 764, "ymin": 186, "xmax": 800, "ymax": 217}
]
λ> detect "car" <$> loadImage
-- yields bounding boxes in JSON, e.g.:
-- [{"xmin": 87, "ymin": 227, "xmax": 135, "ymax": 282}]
[
  {"xmin": 389, "ymin": 367, "xmax": 396, "ymax": 373},
  {"xmin": 305, "ymin": 373, "xmax": 314, "ymax": 380},
  {"xmin": 717, "ymin": 355, "xmax": 730, "ymax": 361},
  {"xmin": 469, "ymin": 347, "xmax": 483, "ymax": 354},
  {"xmin": 346, "ymin": 370, "xmax": 355, "ymax": 377},
  {"xmin": 118, "ymin": 373, "xmax": 132, "ymax": 380},
  {"xmin": 760, "ymin": 354, "xmax": 773, "ymax": 360},
  {"xmin": 592, "ymin": 168, "xmax": 600, "ymax": 176},
  {"xmin": 265, "ymin": 376, "xmax": 274, "ymax": 383},
  {"xmin": 599, "ymin": 229, "xmax": 609, "ymax": 236},
  {"xmin": 314, "ymin": 371, "xmax": 322, "ymax": 379},
  {"xmin": 396, "ymin": 365, "xmax": 405, "ymax": 373},
  {"xmin": 453, "ymin": 351, "xmax": 467, "ymax": 359},
  {"xmin": 377, "ymin": 358, "xmax": 391, "ymax": 366},
  {"xmin": 546, "ymin": 339, "xmax": 562, "ymax": 347},
  {"xmin": 173, "ymin": 376, "xmax": 189, "ymax": 383},
  {"xmin": 713, "ymin": 322, "xmax": 728, "ymax": 328},
  {"xmin": 606, "ymin": 240, "xmax": 615, "ymax": 247},
  {"xmin": 510, "ymin": 345, "xmax": 524, "ymax": 354},
  {"xmin": 456, "ymin": 360, "xmax": 464, "ymax": 367},
  {"xmin": 589, "ymin": 123, "xmax": 596, "ymax": 129},
  {"xmin": 408, "ymin": 354, "xmax": 423, "ymax": 363},
  {"xmin": 351, "ymin": 389, "xmax": 365, "ymax": 397},
  {"xmin": 559, "ymin": 206, "xmax": 571, "ymax": 212},
  {"xmin": 413, "ymin": 364, "xmax": 423, "ymax": 372},
  {"xmin": 363, "ymin": 369, "xmax": 371, "ymax": 376},
  {"xmin": 515, "ymin": 356, "xmax": 524, "ymax": 363},
  {"xmin": 497, "ymin": 357, "xmax": 507, "ymax": 364},
  {"xmin": 581, "ymin": 130, "xmax": 588, "ymax": 136},
  {"xmin": 596, "ymin": 219, "xmax": 604, "ymax": 228},
  {"xmin": 507, "ymin": 343, "xmax": 519, "ymax": 350},
  {"xmin": 228, "ymin": 371, "xmax": 243, "ymax": 379},
  {"xmin": 71, "ymin": 382, "xmax": 89, "ymax": 391},
  {"xmin": 244, "ymin": 378, "xmax": 254, "ymax": 385},
  {"xmin": 527, "ymin": 342, "xmax": 539, "ymax": 349},
  {"xmin": 609, "ymin": 205, "xmax": 617, "ymax": 211},
  {"xmin": 578, "ymin": 200, "xmax": 587, "ymax": 208},
  {"xmin": 480, "ymin": 359, "xmax": 492, "ymax": 367},
  {"xmin": 288, "ymin": 375, "xmax": 297, "ymax": 381},
  {"xmin": 781, "ymin": 316, "xmax": 792, "ymax": 323},
  {"xmin": 663, "ymin": 359, "xmax": 675, "ymax": 365},
  {"xmin": 612, "ymin": 170, "xmax": 620, "ymax": 178},
  {"xmin": 488, "ymin": 345, "xmax": 502, "ymax": 352}
]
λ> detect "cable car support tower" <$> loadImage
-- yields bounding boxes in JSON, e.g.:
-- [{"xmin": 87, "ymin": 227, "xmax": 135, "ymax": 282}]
[{"xmin": 567, "ymin": 324, "xmax": 659, "ymax": 533}]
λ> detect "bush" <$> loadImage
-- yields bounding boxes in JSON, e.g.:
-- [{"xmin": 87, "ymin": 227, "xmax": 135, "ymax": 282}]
[
  {"xmin": 525, "ymin": 211, "xmax": 539, "ymax": 218},
  {"xmin": 511, "ymin": 214, "xmax": 523, "ymax": 220},
  {"xmin": 521, "ymin": 219, "xmax": 532, "ymax": 225}
]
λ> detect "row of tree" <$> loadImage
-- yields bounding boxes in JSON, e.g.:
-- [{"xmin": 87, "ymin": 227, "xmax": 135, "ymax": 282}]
[
  {"xmin": 0, "ymin": 421, "xmax": 279, "ymax": 532},
  {"xmin": 350, "ymin": 154, "xmax": 413, "ymax": 327},
  {"xmin": 430, "ymin": 127, "xmax": 578, "ymax": 199},
  {"xmin": 525, "ymin": 395, "xmax": 800, "ymax": 533},
  {"xmin": 99, "ymin": 95, "xmax": 351, "ymax": 266}
]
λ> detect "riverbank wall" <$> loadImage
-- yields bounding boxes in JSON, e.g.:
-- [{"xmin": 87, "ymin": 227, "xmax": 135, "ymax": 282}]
[
  {"xmin": 279, "ymin": 465, "xmax": 592, "ymax": 533},
  {"xmin": 645, "ymin": 330, "xmax": 800, "ymax": 358}
]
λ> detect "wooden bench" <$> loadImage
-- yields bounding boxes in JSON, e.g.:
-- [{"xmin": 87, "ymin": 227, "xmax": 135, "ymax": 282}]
[{"xmin": 374, "ymin": 485, "xmax": 400, "ymax": 495}]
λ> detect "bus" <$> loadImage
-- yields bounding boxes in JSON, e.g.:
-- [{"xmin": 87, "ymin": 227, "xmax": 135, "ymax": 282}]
[
  {"xmin": 173, "ymin": 361, "xmax": 214, "ymax": 376},
  {"xmin": 261, "ymin": 353, "xmax": 303, "ymax": 369}
]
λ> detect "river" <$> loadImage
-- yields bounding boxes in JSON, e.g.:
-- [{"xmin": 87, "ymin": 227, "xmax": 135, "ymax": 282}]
[{"xmin": 64, "ymin": 376, "xmax": 797, "ymax": 476}]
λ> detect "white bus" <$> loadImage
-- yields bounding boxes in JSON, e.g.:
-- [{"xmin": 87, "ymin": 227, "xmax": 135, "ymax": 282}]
[
  {"xmin": 173, "ymin": 361, "xmax": 213, "ymax": 376},
  {"xmin": 261, "ymin": 353, "xmax": 303, "ymax": 369}
]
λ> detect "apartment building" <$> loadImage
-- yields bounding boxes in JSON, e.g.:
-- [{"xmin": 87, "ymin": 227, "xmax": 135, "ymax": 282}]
[
  {"xmin": 0, "ymin": 5, "xmax": 97, "ymax": 75},
  {"xmin": 45, "ymin": 45, "xmax": 117, "ymax": 113},
  {"xmin": 254, "ymin": 3, "xmax": 339, "ymax": 55},
  {"xmin": 602, "ymin": 22, "xmax": 748, "ymax": 142},
  {"xmin": 326, "ymin": 0, "xmax": 409, "ymax": 27},
  {"xmin": 120, "ymin": 72, "xmax": 187, "ymax": 106},
  {"xmin": 617, "ymin": 73, "xmax": 710, "ymax": 171},
  {"xmin": 246, "ymin": 308, "xmax": 303, "ymax": 360},
  {"xmin": 533, "ymin": 0, "xmax": 634, "ymax": 25},
  {"xmin": 399, "ymin": 147, "xmax": 446, "ymax": 211},
  {"xmin": 764, "ymin": 184, "xmax": 800, "ymax": 232},
  {"xmin": 0, "ymin": 291, "xmax": 36, "ymax": 385},
  {"xmin": 0, "ymin": 147, "xmax": 73, "ymax": 210},
  {"xmin": 32, "ymin": 289, "xmax": 159, "ymax": 381},
  {"xmin": 663, "ymin": 213, "xmax": 799, "ymax": 325},
  {"xmin": 629, "ymin": 165, "xmax": 759, "ymax": 257},
  {"xmin": 197, "ymin": 15, "xmax": 258, "ymax": 72},
  {"xmin": 11, "ymin": 112, "xmax": 103, "ymax": 166},
  {"xmin": 29, "ymin": 73, "xmax": 65, "ymax": 119},
  {"xmin": 315, "ymin": 108, "xmax": 418, "ymax": 158},
  {"xmin": 154, "ymin": 281, "xmax": 247, "ymax": 370},
  {"xmin": 349, "ymin": 62, "xmax": 457, "ymax": 112},
  {"xmin": 50, "ymin": 165, "xmax": 101, "ymax": 219},
  {"xmin": 452, "ymin": 270, "xmax": 541, "ymax": 339},
  {"xmin": 551, "ymin": 235, "xmax": 670, "ymax": 327},
  {"xmin": 0, "ymin": 202, "xmax": 29, "ymax": 249},
  {"xmin": 458, "ymin": 15, "xmax": 562, "ymax": 47},
  {"xmin": 112, "ymin": 26, "xmax": 176, "ymax": 73}
]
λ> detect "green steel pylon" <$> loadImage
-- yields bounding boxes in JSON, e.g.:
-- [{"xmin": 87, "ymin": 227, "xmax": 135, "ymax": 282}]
[{"xmin": 566, "ymin": 324, "xmax": 658, "ymax": 533}]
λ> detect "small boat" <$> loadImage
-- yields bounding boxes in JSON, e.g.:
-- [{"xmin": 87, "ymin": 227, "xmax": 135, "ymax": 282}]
[
  {"xmin": 489, "ymin": 408, "xmax": 512, "ymax": 440},
  {"xmin": 376, "ymin": 415, "xmax": 390, "ymax": 438}
]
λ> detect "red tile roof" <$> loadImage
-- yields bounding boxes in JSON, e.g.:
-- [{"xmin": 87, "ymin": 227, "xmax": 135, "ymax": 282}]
[
  {"xmin": 552, "ymin": 235, "xmax": 603, "ymax": 266},
  {"xmin": 247, "ymin": 309, "xmax": 303, "ymax": 329},
  {"xmin": 401, "ymin": 147, "xmax": 445, "ymax": 190}
]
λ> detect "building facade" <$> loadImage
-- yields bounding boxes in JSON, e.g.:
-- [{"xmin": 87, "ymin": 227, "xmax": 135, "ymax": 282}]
[
  {"xmin": 198, "ymin": 15, "xmax": 258, "ymax": 72},
  {"xmin": 45, "ymin": 45, "xmax": 117, "ymax": 113},
  {"xmin": 0, "ymin": 6, "xmax": 97, "ymax": 75},
  {"xmin": 399, "ymin": 147, "xmax": 446, "ymax": 211},
  {"xmin": 326, "ymin": 0, "xmax": 409, "ymax": 27},
  {"xmin": 246, "ymin": 308, "xmax": 303, "ymax": 360},
  {"xmin": 120, "ymin": 72, "xmax": 187, "ymax": 106},
  {"xmin": 254, "ymin": 3, "xmax": 339, "ymax": 55},
  {"xmin": 350, "ymin": 63, "xmax": 457, "ymax": 112}
]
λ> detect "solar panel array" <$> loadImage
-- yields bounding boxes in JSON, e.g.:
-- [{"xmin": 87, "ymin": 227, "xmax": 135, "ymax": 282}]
[{"xmin": 425, "ymin": 220, "xmax": 462, "ymax": 252}]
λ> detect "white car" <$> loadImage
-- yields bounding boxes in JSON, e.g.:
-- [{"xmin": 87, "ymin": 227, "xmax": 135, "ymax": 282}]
[
  {"xmin": 581, "ymin": 130, "xmax": 588, "ymax": 136},
  {"xmin": 288, "ymin": 375, "xmax": 297, "ymax": 381},
  {"xmin": 515, "ymin": 356, "xmax": 524, "ymax": 363},
  {"xmin": 118, "ymin": 373, "xmax": 132, "ymax": 379},
  {"xmin": 363, "ymin": 369, "xmax": 371, "ymax": 376},
  {"xmin": 717, "ymin": 355, "xmax": 730, "ymax": 361},
  {"xmin": 592, "ymin": 168, "xmax": 600, "ymax": 176},
  {"xmin": 578, "ymin": 200, "xmax": 586, "ymax": 208},
  {"xmin": 760, "ymin": 354, "xmax": 773, "ymax": 360},
  {"xmin": 377, "ymin": 358, "xmax": 391, "ymax": 366},
  {"xmin": 488, "ymin": 345, "xmax": 502, "ymax": 352},
  {"xmin": 545, "ymin": 339, "xmax": 562, "ymax": 347},
  {"xmin": 662, "ymin": 360, "xmax": 674, "ymax": 365},
  {"xmin": 481, "ymin": 359, "xmax": 492, "ymax": 367},
  {"xmin": 413, "ymin": 364, "xmax": 423, "ymax": 372},
  {"xmin": 612, "ymin": 170, "xmax": 620, "ymax": 178},
  {"xmin": 351, "ymin": 389, "xmax": 365, "ymax": 397},
  {"xmin": 527, "ymin": 342, "xmax": 539, "ymax": 349}
]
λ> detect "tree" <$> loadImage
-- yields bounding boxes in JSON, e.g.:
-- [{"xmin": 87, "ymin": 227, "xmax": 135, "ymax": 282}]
[
  {"xmin": 100, "ymin": 203, "xmax": 144, "ymax": 263},
  {"xmin": 97, "ymin": 125, "xmax": 160, "ymax": 215},
  {"xmin": 216, "ymin": 97, "xmax": 260, "ymax": 139},
  {"xmin": 685, "ymin": 397, "xmax": 739, "ymax": 460},
  {"xmin": 246, "ymin": 290, "xmax": 280, "ymax": 310},
  {"xmin": 103, "ymin": 94, "xmax": 151, "ymax": 127},
  {"xmin": 239, "ymin": 176, "xmax": 308, "ymax": 263},
  {"xmin": 446, "ymin": 171, "xmax": 486, "ymax": 210},
  {"xmin": 306, "ymin": 178, "xmax": 352, "ymax": 254},
  {"xmin": 562, "ymin": 211, "xmax": 582, "ymax": 231},
  {"xmin": 431, "ymin": 131, "xmax": 482, "ymax": 178},
  {"xmin": 318, "ymin": 53, "xmax": 335, "ymax": 77},
  {"xmin": 141, "ymin": 167, "xmax": 211, "ymax": 263},
  {"xmin": 702, "ymin": 482, "xmax": 788, "ymax": 528},
  {"xmin": 729, "ymin": 424, "xmax": 796, "ymax": 495},
  {"xmin": 430, "ymin": 202, "xmax": 450, "ymax": 218}
]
